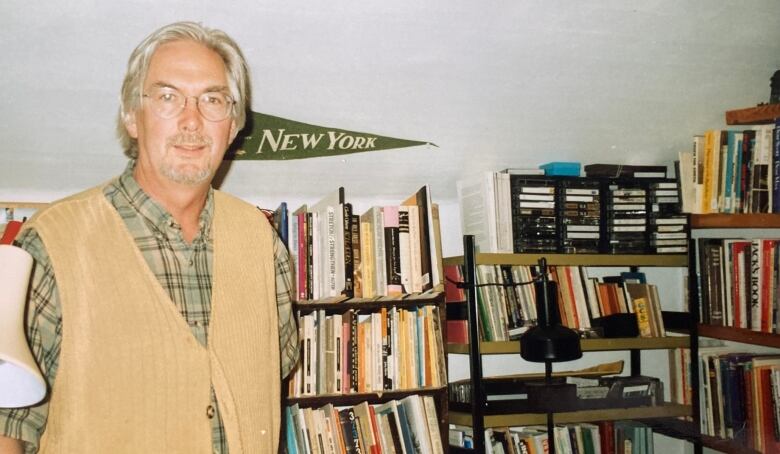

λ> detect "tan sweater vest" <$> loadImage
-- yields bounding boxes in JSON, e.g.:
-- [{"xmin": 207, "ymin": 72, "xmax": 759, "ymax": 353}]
[{"xmin": 27, "ymin": 186, "xmax": 280, "ymax": 453}]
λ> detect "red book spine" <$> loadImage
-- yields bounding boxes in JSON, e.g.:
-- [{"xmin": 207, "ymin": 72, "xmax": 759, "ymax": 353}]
[
  {"xmin": 0, "ymin": 220, "xmax": 23, "ymax": 245},
  {"xmin": 598, "ymin": 421, "xmax": 614, "ymax": 454},
  {"xmin": 760, "ymin": 240, "xmax": 773, "ymax": 332}
]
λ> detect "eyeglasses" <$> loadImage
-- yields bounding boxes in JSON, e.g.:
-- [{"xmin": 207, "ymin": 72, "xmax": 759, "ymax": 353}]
[{"xmin": 142, "ymin": 87, "xmax": 235, "ymax": 122}]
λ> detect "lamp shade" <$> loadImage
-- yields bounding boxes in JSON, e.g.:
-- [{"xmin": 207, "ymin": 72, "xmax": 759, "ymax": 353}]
[{"xmin": 0, "ymin": 244, "xmax": 46, "ymax": 408}]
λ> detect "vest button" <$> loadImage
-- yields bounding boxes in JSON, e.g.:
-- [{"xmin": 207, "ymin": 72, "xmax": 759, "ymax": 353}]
[{"xmin": 206, "ymin": 405, "xmax": 215, "ymax": 419}]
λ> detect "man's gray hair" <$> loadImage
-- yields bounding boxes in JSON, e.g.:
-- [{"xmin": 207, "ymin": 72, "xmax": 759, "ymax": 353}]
[{"xmin": 117, "ymin": 21, "xmax": 250, "ymax": 158}]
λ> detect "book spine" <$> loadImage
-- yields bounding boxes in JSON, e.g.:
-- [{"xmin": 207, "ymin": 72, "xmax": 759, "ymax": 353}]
[
  {"xmin": 383, "ymin": 206, "xmax": 403, "ymax": 296},
  {"xmin": 774, "ymin": 119, "xmax": 780, "ymax": 212},
  {"xmin": 398, "ymin": 206, "xmax": 412, "ymax": 294},
  {"xmin": 371, "ymin": 207, "xmax": 387, "ymax": 296},
  {"xmin": 351, "ymin": 213, "xmax": 362, "ymax": 299},
  {"xmin": 342, "ymin": 203, "xmax": 354, "ymax": 297}
]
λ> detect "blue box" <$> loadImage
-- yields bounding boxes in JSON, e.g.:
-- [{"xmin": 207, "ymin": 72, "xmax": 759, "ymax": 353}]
[{"xmin": 539, "ymin": 161, "xmax": 581, "ymax": 176}]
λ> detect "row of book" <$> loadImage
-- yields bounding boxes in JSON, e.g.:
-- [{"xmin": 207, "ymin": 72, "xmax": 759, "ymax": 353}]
[
  {"xmin": 287, "ymin": 305, "xmax": 446, "ymax": 397},
  {"xmin": 270, "ymin": 185, "xmax": 443, "ymax": 302},
  {"xmin": 696, "ymin": 238, "xmax": 780, "ymax": 333},
  {"xmin": 285, "ymin": 394, "xmax": 444, "ymax": 454},
  {"xmin": 668, "ymin": 346, "xmax": 780, "ymax": 454},
  {"xmin": 444, "ymin": 264, "xmax": 667, "ymax": 341},
  {"xmin": 457, "ymin": 171, "xmax": 687, "ymax": 255},
  {"xmin": 450, "ymin": 421, "xmax": 656, "ymax": 454},
  {"xmin": 677, "ymin": 122, "xmax": 780, "ymax": 214}
]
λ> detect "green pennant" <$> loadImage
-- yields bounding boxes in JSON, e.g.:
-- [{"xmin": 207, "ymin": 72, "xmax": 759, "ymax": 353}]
[{"xmin": 225, "ymin": 111, "xmax": 435, "ymax": 160}]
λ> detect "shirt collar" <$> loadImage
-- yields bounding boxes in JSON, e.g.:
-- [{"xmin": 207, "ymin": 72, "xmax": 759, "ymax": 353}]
[{"xmin": 110, "ymin": 160, "xmax": 214, "ymax": 241}]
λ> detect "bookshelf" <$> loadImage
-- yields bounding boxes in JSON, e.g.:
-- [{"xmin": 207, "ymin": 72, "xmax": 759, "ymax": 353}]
[
  {"xmin": 286, "ymin": 292, "xmax": 449, "ymax": 453},
  {"xmin": 689, "ymin": 213, "xmax": 780, "ymax": 454},
  {"xmin": 446, "ymin": 235, "xmax": 693, "ymax": 453},
  {"xmin": 282, "ymin": 185, "xmax": 449, "ymax": 453}
]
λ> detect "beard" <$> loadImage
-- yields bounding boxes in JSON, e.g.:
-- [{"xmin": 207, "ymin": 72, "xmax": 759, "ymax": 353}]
[{"xmin": 161, "ymin": 133, "xmax": 215, "ymax": 185}]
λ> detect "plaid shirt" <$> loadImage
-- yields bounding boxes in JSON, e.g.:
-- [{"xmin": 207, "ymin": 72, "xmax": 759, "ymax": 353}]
[{"xmin": 0, "ymin": 162, "xmax": 299, "ymax": 454}]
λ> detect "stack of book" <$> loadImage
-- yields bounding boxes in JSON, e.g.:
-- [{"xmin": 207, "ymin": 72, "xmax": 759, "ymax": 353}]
[
  {"xmin": 447, "ymin": 264, "xmax": 666, "ymax": 340},
  {"xmin": 686, "ymin": 346, "xmax": 780, "ymax": 453},
  {"xmin": 454, "ymin": 421, "xmax": 657, "ymax": 454},
  {"xmin": 288, "ymin": 305, "xmax": 447, "ymax": 397},
  {"xmin": 697, "ymin": 237, "xmax": 780, "ymax": 332},
  {"xmin": 286, "ymin": 394, "xmax": 444, "ymax": 454},
  {"xmin": 273, "ymin": 185, "xmax": 443, "ymax": 302},
  {"xmin": 677, "ymin": 122, "xmax": 780, "ymax": 214}
]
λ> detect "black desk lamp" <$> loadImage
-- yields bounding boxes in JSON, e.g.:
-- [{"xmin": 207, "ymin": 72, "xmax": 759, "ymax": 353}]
[
  {"xmin": 519, "ymin": 257, "xmax": 582, "ymax": 454},
  {"xmin": 520, "ymin": 258, "xmax": 582, "ymax": 363}
]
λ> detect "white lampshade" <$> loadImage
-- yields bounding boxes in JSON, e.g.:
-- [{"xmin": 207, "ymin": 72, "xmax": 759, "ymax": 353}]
[{"xmin": 0, "ymin": 244, "xmax": 46, "ymax": 408}]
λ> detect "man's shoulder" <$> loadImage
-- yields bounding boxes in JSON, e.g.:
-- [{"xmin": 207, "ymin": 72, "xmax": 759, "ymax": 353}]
[
  {"xmin": 27, "ymin": 181, "xmax": 114, "ymax": 225},
  {"xmin": 213, "ymin": 190, "xmax": 268, "ymax": 221}
]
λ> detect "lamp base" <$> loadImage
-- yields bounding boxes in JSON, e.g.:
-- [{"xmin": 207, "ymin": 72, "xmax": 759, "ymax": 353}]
[{"xmin": 520, "ymin": 324, "xmax": 583, "ymax": 362}]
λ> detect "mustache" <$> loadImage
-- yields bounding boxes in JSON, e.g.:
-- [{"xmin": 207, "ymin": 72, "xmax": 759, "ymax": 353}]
[{"xmin": 166, "ymin": 133, "xmax": 213, "ymax": 148}]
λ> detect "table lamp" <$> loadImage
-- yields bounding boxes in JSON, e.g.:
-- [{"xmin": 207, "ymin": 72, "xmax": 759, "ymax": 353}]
[
  {"xmin": 0, "ymin": 244, "xmax": 46, "ymax": 408},
  {"xmin": 519, "ymin": 257, "xmax": 582, "ymax": 454},
  {"xmin": 520, "ymin": 257, "xmax": 582, "ymax": 362}
]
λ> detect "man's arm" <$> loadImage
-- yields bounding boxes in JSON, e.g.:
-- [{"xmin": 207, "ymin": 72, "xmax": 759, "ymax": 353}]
[
  {"xmin": 0, "ymin": 435, "xmax": 24, "ymax": 454},
  {"xmin": 0, "ymin": 228, "xmax": 60, "ymax": 452},
  {"xmin": 272, "ymin": 231, "xmax": 300, "ymax": 378}
]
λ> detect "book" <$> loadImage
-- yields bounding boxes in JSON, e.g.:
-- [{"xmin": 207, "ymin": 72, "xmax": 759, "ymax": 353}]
[
  {"xmin": 457, "ymin": 172, "xmax": 502, "ymax": 253},
  {"xmin": 0, "ymin": 220, "xmax": 23, "ymax": 244},
  {"xmin": 400, "ymin": 395, "xmax": 434, "ymax": 453},
  {"xmin": 383, "ymin": 206, "xmax": 403, "ymax": 297},
  {"xmin": 421, "ymin": 395, "xmax": 444, "ymax": 454},
  {"xmin": 398, "ymin": 206, "xmax": 413, "ymax": 294},
  {"xmin": 285, "ymin": 405, "xmax": 300, "ymax": 454},
  {"xmin": 338, "ymin": 407, "xmax": 364, "ymax": 454},
  {"xmin": 272, "ymin": 201, "xmax": 289, "ymax": 247},
  {"xmin": 375, "ymin": 400, "xmax": 408, "ymax": 454},
  {"xmin": 402, "ymin": 185, "xmax": 436, "ymax": 291}
]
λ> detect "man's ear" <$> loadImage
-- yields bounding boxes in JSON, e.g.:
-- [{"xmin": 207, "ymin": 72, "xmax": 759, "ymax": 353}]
[{"xmin": 124, "ymin": 111, "xmax": 139, "ymax": 139}]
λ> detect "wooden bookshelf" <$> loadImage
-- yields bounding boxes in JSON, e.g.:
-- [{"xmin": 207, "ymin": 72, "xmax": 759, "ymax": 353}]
[
  {"xmin": 725, "ymin": 103, "xmax": 780, "ymax": 125},
  {"xmin": 447, "ymin": 336, "xmax": 690, "ymax": 355},
  {"xmin": 691, "ymin": 213, "xmax": 780, "ymax": 229},
  {"xmin": 443, "ymin": 253, "xmax": 687, "ymax": 267},
  {"xmin": 698, "ymin": 324, "xmax": 780, "ymax": 348},
  {"xmin": 449, "ymin": 403, "xmax": 691, "ymax": 428}
]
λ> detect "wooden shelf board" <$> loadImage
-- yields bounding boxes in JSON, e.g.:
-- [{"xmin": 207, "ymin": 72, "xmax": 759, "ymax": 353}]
[
  {"xmin": 449, "ymin": 403, "xmax": 691, "ymax": 427},
  {"xmin": 698, "ymin": 324, "xmax": 780, "ymax": 348},
  {"xmin": 725, "ymin": 104, "xmax": 780, "ymax": 125},
  {"xmin": 0, "ymin": 201, "xmax": 49, "ymax": 209},
  {"xmin": 443, "ymin": 253, "xmax": 687, "ymax": 267},
  {"xmin": 699, "ymin": 435, "xmax": 761, "ymax": 454},
  {"xmin": 646, "ymin": 417, "xmax": 761, "ymax": 454},
  {"xmin": 286, "ymin": 386, "xmax": 447, "ymax": 406},
  {"xmin": 691, "ymin": 213, "xmax": 780, "ymax": 229},
  {"xmin": 294, "ymin": 292, "xmax": 443, "ymax": 311},
  {"xmin": 447, "ymin": 336, "xmax": 689, "ymax": 355}
]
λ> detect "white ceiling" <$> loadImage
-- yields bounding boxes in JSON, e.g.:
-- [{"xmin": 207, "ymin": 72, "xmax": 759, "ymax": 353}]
[{"xmin": 1, "ymin": 0, "xmax": 779, "ymax": 211}]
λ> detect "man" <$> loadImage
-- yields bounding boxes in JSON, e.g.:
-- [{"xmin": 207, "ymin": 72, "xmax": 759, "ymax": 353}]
[{"xmin": 0, "ymin": 22, "xmax": 298, "ymax": 453}]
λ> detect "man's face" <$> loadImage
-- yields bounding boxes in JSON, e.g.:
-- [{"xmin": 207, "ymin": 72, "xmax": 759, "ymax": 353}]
[{"xmin": 124, "ymin": 39, "xmax": 237, "ymax": 187}]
